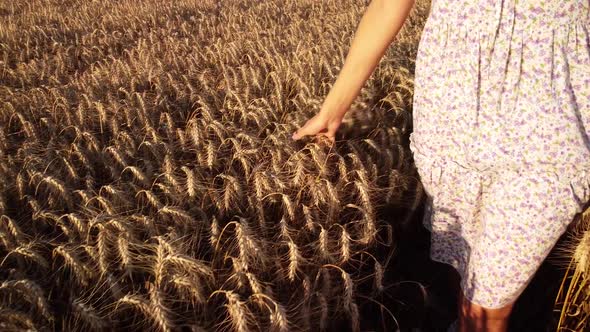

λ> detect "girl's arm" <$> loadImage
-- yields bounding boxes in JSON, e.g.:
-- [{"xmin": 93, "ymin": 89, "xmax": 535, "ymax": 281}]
[
  {"xmin": 323, "ymin": 0, "xmax": 416, "ymax": 117},
  {"xmin": 293, "ymin": 0, "xmax": 416, "ymax": 142}
]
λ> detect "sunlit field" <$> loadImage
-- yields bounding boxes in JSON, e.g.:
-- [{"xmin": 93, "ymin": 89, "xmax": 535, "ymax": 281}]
[{"xmin": 0, "ymin": 0, "xmax": 587, "ymax": 331}]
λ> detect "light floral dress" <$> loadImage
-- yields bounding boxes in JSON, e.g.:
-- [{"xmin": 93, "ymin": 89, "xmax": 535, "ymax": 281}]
[{"xmin": 409, "ymin": 0, "xmax": 590, "ymax": 309}]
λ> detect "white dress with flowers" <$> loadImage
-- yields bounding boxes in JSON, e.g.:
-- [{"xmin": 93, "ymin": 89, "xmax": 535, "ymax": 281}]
[{"xmin": 409, "ymin": 0, "xmax": 590, "ymax": 308}]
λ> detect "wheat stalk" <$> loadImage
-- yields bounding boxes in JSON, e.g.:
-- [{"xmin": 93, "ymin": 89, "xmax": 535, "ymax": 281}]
[
  {"xmin": 251, "ymin": 293, "xmax": 289, "ymax": 332},
  {"xmin": 286, "ymin": 236, "xmax": 302, "ymax": 282},
  {"xmin": 0, "ymin": 279, "xmax": 53, "ymax": 321},
  {"xmin": 149, "ymin": 284, "xmax": 174, "ymax": 332},
  {"xmin": 209, "ymin": 290, "xmax": 253, "ymax": 332},
  {"xmin": 70, "ymin": 297, "xmax": 109, "ymax": 330},
  {"xmin": 318, "ymin": 225, "xmax": 332, "ymax": 261},
  {"xmin": 53, "ymin": 245, "xmax": 93, "ymax": 285},
  {"xmin": 4, "ymin": 243, "xmax": 50, "ymax": 270}
]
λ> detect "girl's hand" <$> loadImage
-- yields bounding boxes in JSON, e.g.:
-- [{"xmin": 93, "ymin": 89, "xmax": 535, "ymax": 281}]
[
  {"xmin": 291, "ymin": 110, "xmax": 344, "ymax": 145},
  {"xmin": 291, "ymin": 0, "xmax": 415, "ymax": 147}
]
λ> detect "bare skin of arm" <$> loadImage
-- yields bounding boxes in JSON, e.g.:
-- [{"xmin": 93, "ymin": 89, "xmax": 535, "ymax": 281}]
[{"xmin": 292, "ymin": 0, "xmax": 416, "ymax": 144}]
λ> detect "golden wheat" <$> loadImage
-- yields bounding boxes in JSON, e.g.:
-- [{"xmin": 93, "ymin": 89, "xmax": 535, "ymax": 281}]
[
  {"xmin": 0, "ymin": 0, "xmax": 485, "ymax": 330},
  {"xmin": 554, "ymin": 210, "xmax": 590, "ymax": 331}
]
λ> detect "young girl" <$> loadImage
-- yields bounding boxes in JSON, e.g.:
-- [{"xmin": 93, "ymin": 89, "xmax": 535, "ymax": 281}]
[{"xmin": 292, "ymin": 0, "xmax": 590, "ymax": 331}]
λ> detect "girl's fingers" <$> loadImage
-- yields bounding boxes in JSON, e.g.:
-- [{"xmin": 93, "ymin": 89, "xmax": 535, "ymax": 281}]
[
  {"xmin": 316, "ymin": 131, "xmax": 335, "ymax": 146},
  {"xmin": 292, "ymin": 121, "xmax": 308, "ymax": 140},
  {"xmin": 292, "ymin": 114, "xmax": 337, "ymax": 143},
  {"xmin": 292, "ymin": 128, "xmax": 304, "ymax": 140},
  {"xmin": 293, "ymin": 128, "xmax": 335, "ymax": 145},
  {"xmin": 293, "ymin": 120, "xmax": 320, "ymax": 140}
]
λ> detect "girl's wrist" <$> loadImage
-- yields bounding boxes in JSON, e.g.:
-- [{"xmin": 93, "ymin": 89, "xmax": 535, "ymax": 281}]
[
  {"xmin": 319, "ymin": 108, "xmax": 343, "ymax": 123},
  {"xmin": 319, "ymin": 100, "xmax": 348, "ymax": 120}
]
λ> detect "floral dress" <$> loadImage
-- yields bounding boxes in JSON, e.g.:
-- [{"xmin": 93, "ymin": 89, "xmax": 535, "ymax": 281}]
[{"xmin": 409, "ymin": 0, "xmax": 590, "ymax": 309}]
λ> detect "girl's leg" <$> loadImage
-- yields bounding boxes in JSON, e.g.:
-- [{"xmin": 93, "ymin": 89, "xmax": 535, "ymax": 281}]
[{"xmin": 457, "ymin": 289, "xmax": 515, "ymax": 332}]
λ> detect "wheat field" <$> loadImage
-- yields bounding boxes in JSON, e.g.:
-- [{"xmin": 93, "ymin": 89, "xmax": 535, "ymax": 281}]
[{"xmin": 0, "ymin": 0, "xmax": 587, "ymax": 331}]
